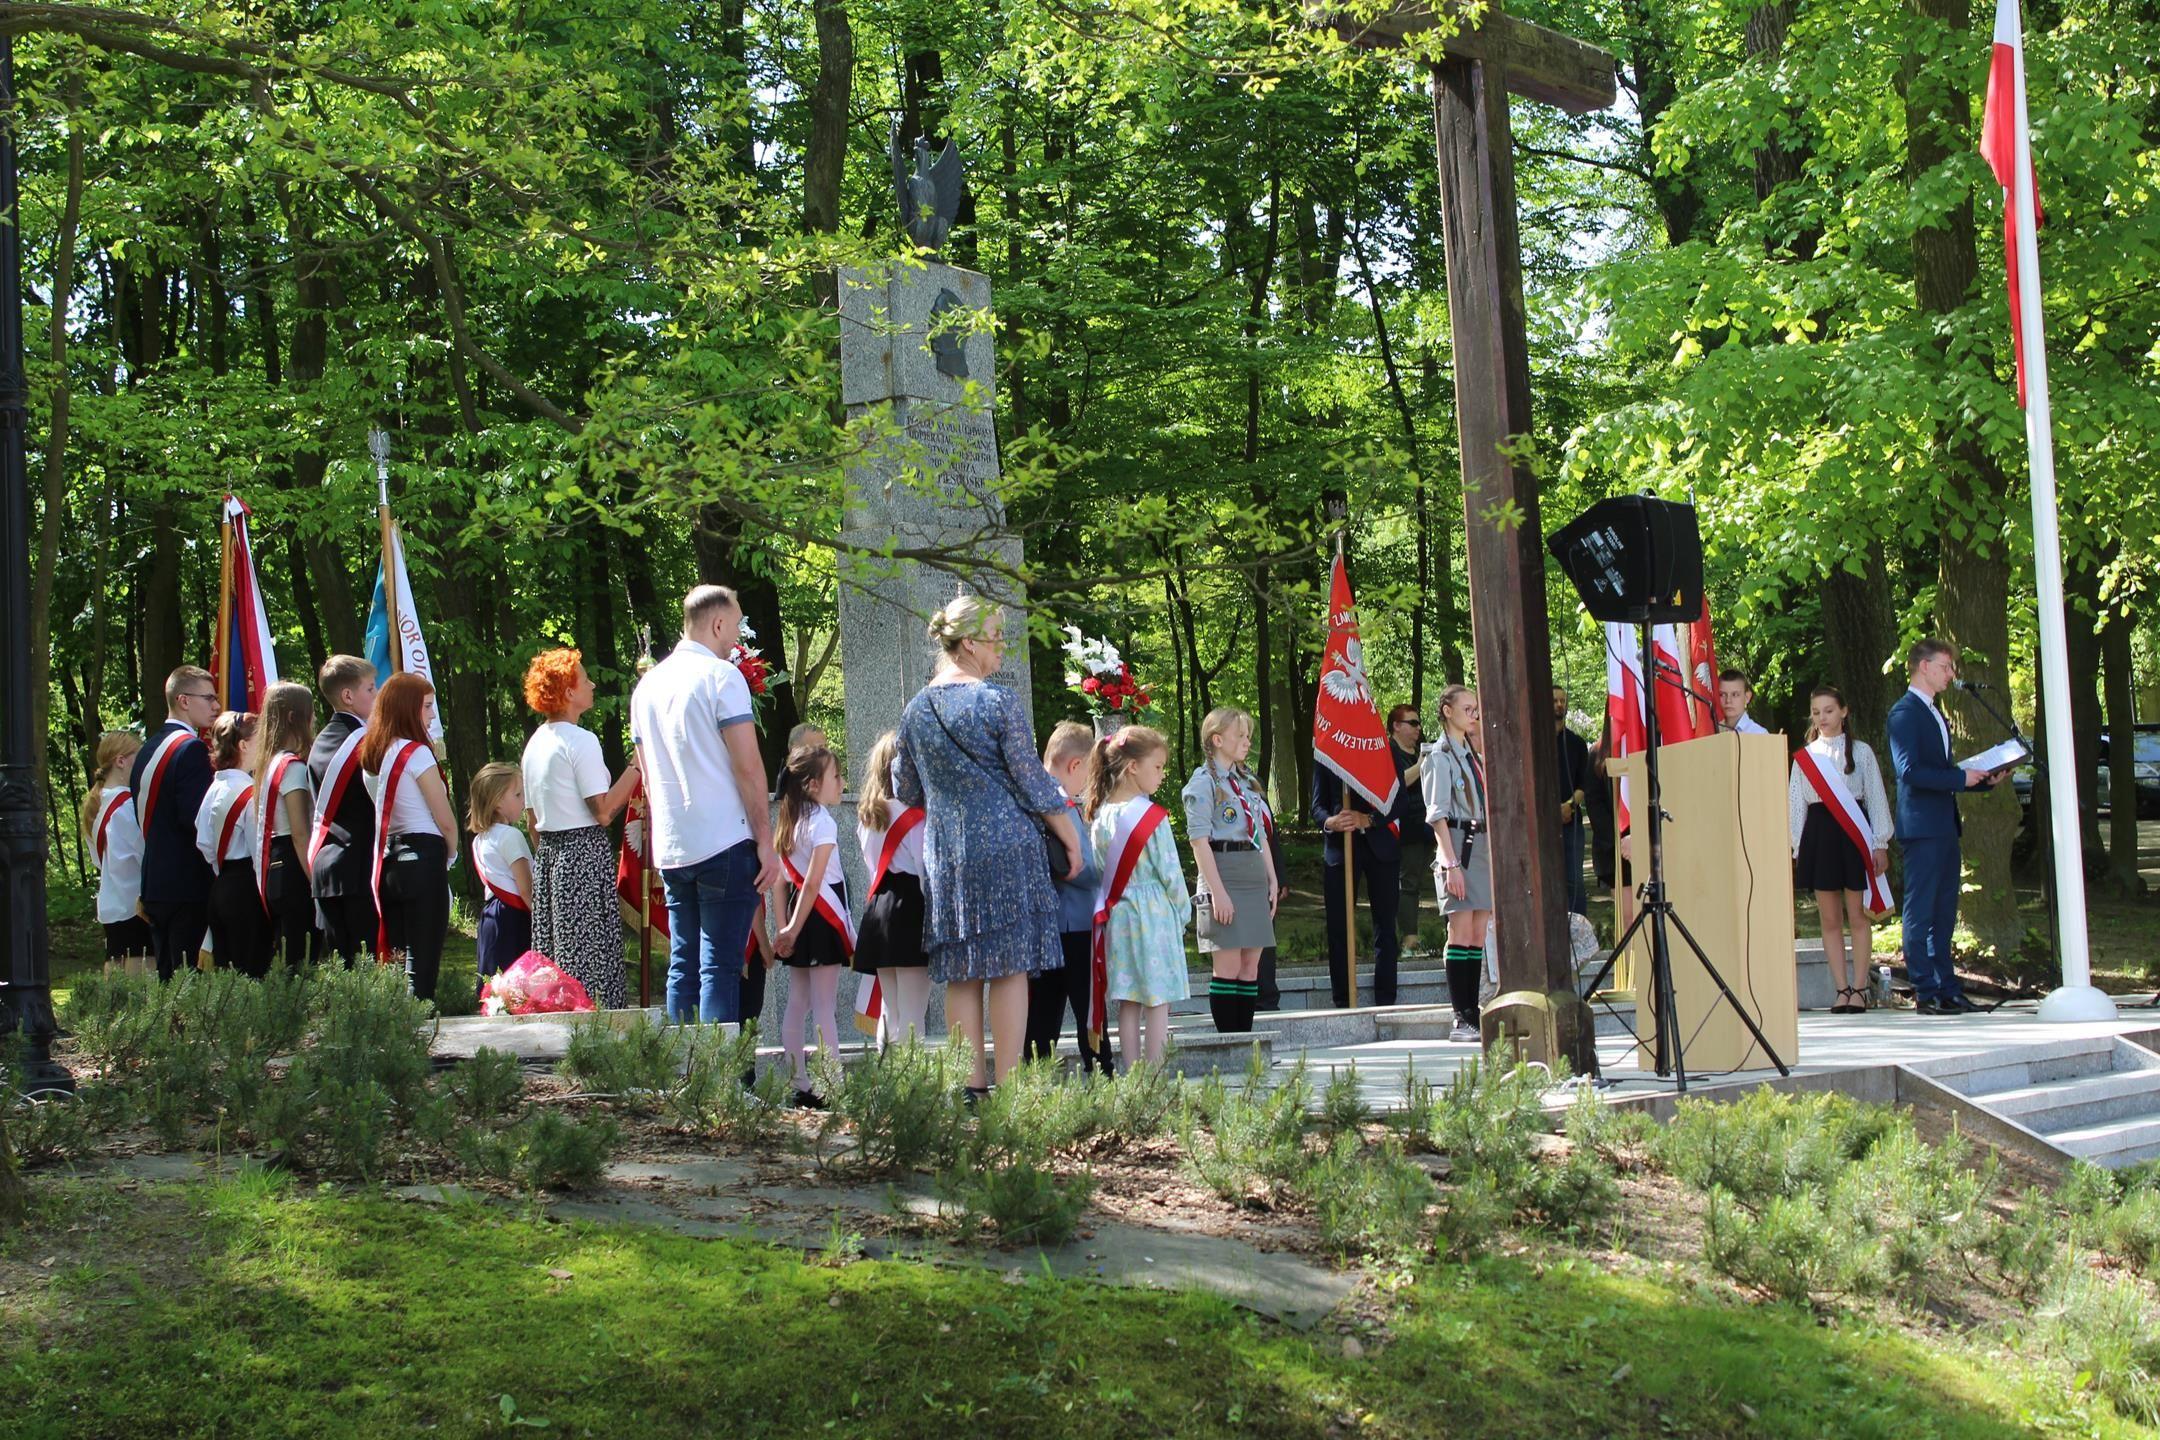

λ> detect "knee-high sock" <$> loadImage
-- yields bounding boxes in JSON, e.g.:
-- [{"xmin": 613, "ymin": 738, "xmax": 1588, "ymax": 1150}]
[
  {"xmin": 1445, "ymin": 945, "xmax": 1482, "ymax": 1022},
  {"xmin": 1233, "ymin": 979, "xmax": 1261, "ymax": 1032},
  {"xmin": 1209, "ymin": 976, "xmax": 1240, "ymax": 1033}
]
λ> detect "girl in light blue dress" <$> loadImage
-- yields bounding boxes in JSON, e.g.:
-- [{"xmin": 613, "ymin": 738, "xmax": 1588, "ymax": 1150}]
[{"xmin": 1085, "ymin": 726, "xmax": 1190, "ymax": 1069}]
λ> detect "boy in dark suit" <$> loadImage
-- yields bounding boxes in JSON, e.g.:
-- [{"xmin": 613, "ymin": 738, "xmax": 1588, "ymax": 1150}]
[
  {"xmin": 308, "ymin": 654, "xmax": 379, "ymax": 963},
  {"xmin": 1313, "ymin": 766, "xmax": 1401, "ymax": 1008},
  {"xmin": 131, "ymin": 666, "xmax": 222, "ymax": 979},
  {"xmin": 1888, "ymin": 638, "xmax": 1999, "ymax": 1015}
]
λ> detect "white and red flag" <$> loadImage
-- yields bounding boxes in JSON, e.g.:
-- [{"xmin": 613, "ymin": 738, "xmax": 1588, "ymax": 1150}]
[
  {"xmin": 1981, "ymin": 0, "xmax": 2043, "ymax": 408},
  {"xmin": 1604, "ymin": 623, "xmax": 1648, "ymax": 830},
  {"xmin": 213, "ymin": 495, "xmax": 279, "ymax": 712},
  {"xmin": 615, "ymin": 777, "xmax": 670, "ymax": 937},
  {"xmin": 1311, "ymin": 552, "xmax": 1400, "ymax": 815}
]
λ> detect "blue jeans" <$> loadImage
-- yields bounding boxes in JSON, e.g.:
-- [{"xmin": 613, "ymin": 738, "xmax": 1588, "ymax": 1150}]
[
  {"xmin": 1899, "ymin": 834, "xmax": 1966, "ymax": 1002},
  {"xmin": 661, "ymin": 841, "xmax": 761, "ymax": 1024}
]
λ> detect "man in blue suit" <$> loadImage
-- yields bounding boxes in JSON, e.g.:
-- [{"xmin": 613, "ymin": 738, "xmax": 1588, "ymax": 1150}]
[
  {"xmin": 130, "ymin": 665, "xmax": 222, "ymax": 980},
  {"xmin": 1888, "ymin": 639, "xmax": 1997, "ymax": 1015}
]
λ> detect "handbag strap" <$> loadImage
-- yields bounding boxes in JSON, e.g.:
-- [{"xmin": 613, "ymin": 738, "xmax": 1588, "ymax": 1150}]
[{"xmin": 923, "ymin": 686, "xmax": 1046, "ymax": 828}]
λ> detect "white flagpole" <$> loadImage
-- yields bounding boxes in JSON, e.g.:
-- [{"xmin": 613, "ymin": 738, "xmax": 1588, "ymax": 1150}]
[{"xmin": 2009, "ymin": 15, "xmax": 2110, "ymax": 1022}]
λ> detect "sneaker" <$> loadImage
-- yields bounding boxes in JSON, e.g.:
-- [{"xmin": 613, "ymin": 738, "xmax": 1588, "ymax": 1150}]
[{"xmin": 1448, "ymin": 1021, "xmax": 1479, "ymax": 1043}]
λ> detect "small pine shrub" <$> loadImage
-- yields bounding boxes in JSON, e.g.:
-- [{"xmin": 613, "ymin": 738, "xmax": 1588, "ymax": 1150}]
[
  {"xmin": 441, "ymin": 1048, "xmax": 527, "ymax": 1125},
  {"xmin": 559, "ymin": 1017, "xmax": 681, "ymax": 1104},
  {"xmin": 4, "ymin": 1093, "xmax": 95, "ymax": 1168},
  {"xmin": 1993, "ymin": 1188, "xmax": 2064, "ymax": 1300},
  {"xmin": 1318, "ymin": 1065, "xmax": 1371, "ymax": 1135},
  {"xmin": 1094, "ymin": 1060, "xmax": 1186, "ymax": 1143},
  {"xmin": 973, "ymin": 1058, "xmax": 1100, "ymax": 1160},
  {"xmin": 1180, "ymin": 1061, "xmax": 1310, "ymax": 1204},
  {"xmin": 937, "ymin": 1156, "xmax": 1093, "ymax": 1247},
  {"xmin": 1702, "ymin": 1188, "xmax": 1845, "ymax": 1304},
  {"xmin": 670, "ymin": 1026, "xmax": 792, "ymax": 1141},
  {"xmin": 2021, "ymin": 1258, "xmax": 2160, "ymax": 1426},
  {"xmin": 2097, "ymin": 1187, "xmax": 2160, "ymax": 1274},
  {"xmin": 822, "ymin": 1038, "xmax": 970, "ymax": 1172},
  {"xmin": 1297, "ymin": 1134, "xmax": 1434, "ymax": 1260},
  {"xmin": 458, "ymin": 1109, "xmax": 619, "ymax": 1191},
  {"xmin": 1431, "ymin": 1171, "xmax": 1511, "ymax": 1261},
  {"xmin": 1652, "ymin": 1088, "xmax": 1901, "ymax": 1205},
  {"xmin": 1396, "ymin": 1074, "xmax": 1440, "ymax": 1153}
]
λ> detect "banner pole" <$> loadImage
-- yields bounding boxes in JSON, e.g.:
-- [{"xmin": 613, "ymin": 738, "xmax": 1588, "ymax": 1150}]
[
  {"xmin": 215, "ymin": 503, "xmax": 234, "ymax": 709},
  {"xmin": 638, "ymin": 785, "xmax": 654, "ymax": 1010},
  {"xmin": 1345, "ymin": 823, "xmax": 1359, "ymax": 1008}
]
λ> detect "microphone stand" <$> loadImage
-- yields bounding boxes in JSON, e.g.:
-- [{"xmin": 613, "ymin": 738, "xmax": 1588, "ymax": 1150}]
[{"xmin": 1955, "ymin": 682, "xmax": 2057, "ymax": 1006}]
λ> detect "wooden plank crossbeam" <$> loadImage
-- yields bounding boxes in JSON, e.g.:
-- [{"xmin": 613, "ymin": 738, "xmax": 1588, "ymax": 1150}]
[{"xmin": 1323, "ymin": 3, "xmax": 1617, "ymax": 114}]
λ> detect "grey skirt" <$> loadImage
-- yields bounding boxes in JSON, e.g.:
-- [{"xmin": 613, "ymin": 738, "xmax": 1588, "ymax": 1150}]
[
  {"xmin": 1198, "ymin": 846, "xmax": 1275, "ymax": 951},
  {"xmin": 1436, "ymin": 826, "xmax": 1495, "ymax": 915}
]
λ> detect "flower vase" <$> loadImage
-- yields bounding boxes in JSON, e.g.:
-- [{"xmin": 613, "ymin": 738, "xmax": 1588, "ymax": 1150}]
[{"xmin": 1092, "ymin": 713, "xmax": 1126, "ymax": 740}]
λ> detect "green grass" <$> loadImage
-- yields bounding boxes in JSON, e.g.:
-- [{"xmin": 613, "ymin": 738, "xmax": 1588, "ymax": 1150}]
[{"xmin": 0, "ymin": 1171, "xmax": 2145, "ymax": 1440}]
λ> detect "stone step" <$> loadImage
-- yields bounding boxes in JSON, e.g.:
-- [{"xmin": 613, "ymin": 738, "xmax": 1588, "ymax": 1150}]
[
  {"xmin": 2048, "ymin": 1113, "xmax": 2160, "ymax": 1168},
  {"xmin": 1914, "ymin": 1034, "xmax": 2125, "ymax": 1098},
  {"xmin": 1982, "ymin": 1068, "xmax": 2160, "ymax": 1135}
]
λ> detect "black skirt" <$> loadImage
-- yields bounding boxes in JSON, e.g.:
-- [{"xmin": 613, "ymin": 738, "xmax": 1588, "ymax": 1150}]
[
  {"xmin": 787, "ymin": 888, "xmax": 852, "ymax": 970},
  {"xmin": 856, "ymin": 871, "xmax": 928, "ymax": 974},
  {"xmin": 103, "ymin": 915, "xmax": 153, "ymax": 962},
  {"xmin": 1795, "ymin": 803, "xmax": 1869, "ymax": 894}
]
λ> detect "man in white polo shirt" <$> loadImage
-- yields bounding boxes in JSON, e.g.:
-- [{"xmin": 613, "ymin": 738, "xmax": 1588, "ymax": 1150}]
[{"xmin": 630, "ymin": 585, "xmax": 779, "ymax": 1023}]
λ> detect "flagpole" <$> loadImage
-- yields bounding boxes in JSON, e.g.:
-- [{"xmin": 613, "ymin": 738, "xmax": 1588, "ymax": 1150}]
[
  {"xmin": 2008, "ymin": 22, "xmax": 2110, "ymax": 1021},
  {"xmin": 215, "ymin": 500, "xmax": 235, "ymax": 709},
  {"xmin": 368, "ymin": 427, "xmax": 402, "ymax": 677}
]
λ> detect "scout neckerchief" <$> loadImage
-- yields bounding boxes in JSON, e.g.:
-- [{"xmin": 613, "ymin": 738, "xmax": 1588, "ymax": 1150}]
[{"xmin": 1088, "ymin": 799, "xmax": 1169, "ymax": 1039}]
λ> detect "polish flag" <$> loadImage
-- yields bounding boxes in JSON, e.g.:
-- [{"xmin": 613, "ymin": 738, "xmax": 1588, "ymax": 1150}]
[
  {"xmin": 1604, "ymin": 623, "xmax": 1648, "ymax": 831},
  {"xmin": 1980, "ymin": 0, "xmax": 2042, "ymax": 407}
]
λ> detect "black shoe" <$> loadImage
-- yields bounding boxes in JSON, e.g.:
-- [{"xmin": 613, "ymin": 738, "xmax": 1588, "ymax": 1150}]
[
  {"xmin": 1915, "ymin": 998, "xmax": 1952, "ymax": 1016},
  {"xmin": 1946, "ymin": 995, "xmax": 1983, "ymax": 1013},
  {"xmin": 792, "ymin": 1088, "xmax": 827, "ymax": 1111}
]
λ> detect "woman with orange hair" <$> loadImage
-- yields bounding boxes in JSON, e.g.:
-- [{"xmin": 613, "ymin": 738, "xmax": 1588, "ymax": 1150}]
[
  {"xmin": 359, "ymin": 674, "xmax": 458, "ymax": 1000},
  {"xmin": 519, "ymin": 647, "xmax": 640, "ymax": 1008}
]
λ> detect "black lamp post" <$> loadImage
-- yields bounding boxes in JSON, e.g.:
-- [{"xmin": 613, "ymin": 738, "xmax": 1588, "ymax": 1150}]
[{"xmin": 0, "ymin": 34, "xmax": 70, "ymax": 1095}]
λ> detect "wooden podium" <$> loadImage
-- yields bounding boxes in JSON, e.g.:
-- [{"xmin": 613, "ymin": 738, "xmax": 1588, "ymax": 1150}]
[{"xmin": 1607, "ymin": 732, "xmax": 1797, "ymax": 1073}]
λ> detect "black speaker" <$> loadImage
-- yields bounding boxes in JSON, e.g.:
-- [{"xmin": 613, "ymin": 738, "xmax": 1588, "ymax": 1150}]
[{"xmin": 1546, "ymin": 496, "xmax": 1704, "ymax": 624}]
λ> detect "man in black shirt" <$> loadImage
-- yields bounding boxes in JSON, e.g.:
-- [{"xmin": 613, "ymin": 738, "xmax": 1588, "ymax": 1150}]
[
  {"xmin": 1385, "ymin": 705, "xmax": 1433, "ymax": 949},
  {"xmin": 1554, "ymin": 687, "xmax": 1593, "ymax": 916}
]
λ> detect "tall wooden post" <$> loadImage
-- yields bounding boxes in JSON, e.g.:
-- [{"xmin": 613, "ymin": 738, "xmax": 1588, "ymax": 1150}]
[{"xmin": 1330, "ymin": 3, "xmax": 1618, "ymax": 1073}]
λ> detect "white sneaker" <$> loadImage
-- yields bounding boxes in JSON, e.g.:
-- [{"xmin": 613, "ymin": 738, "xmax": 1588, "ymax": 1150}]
[{"xmin": 1448, "ymin": 1021, "xmax": 1479, "ymax": 1043}]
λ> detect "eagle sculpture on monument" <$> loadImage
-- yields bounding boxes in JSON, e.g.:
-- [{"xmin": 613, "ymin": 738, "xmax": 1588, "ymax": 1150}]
[{"xmin": 891, "ymin": 120, "xmax": 965, "ymax": 253}]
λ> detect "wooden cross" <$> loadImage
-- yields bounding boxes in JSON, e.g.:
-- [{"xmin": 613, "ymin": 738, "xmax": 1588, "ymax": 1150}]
[{"xmin": 1334, "ymin": 3, "xmax": 1616, "ymax": 1070}]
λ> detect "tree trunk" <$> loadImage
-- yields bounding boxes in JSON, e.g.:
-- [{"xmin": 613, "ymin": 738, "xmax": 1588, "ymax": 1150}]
[
  {"xmin": 29, "ymin": 104, "xmax": 82, "ymax": 798},
  {"xmin": 140, "ymin": 504, "xmax": 182, "ymax": 723},
  {"xmin": 1820, "ymin": 543, "xmax": 1898, "ymax": 749},
  {"xmin": 284, "ymin": 229, "xmax": 361, "ymax": 655},
  {"xmin": 802, "ymin": 0, "xmax": 852, "ymax": 250},
  {"xmin": 2102, "ymin": 603, "xmax": 2146, "ymax": 897},
  {"xmin": 1906, "ymin": 0, "xmax": 2022, "ymax": 960},
  {"xmin": 2064, "ymin": 551, "xmax": 2108, "ymax": 866},
  {"xmin": 694, "ymin": 510, "xmax": 802, "ymax": 772}
]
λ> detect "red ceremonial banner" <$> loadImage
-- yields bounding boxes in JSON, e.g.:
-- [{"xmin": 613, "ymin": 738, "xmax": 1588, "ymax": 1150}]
[{"xmin": 1311, "ymin": 553, "xmax": 1400, "ymax": 814}]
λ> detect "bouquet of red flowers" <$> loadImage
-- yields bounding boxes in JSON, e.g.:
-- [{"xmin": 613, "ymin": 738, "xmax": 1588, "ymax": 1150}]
[
  {"xmin": 1062, "ymin": 626, "xmax": 1154, "ymax": 717},
  {"xmin": 726, "ymin": 620, "xmax": 787, "ymax": 722}
]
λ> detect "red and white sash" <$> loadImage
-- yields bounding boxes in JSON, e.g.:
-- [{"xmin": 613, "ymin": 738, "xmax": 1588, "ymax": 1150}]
[
  {"xmin": 207, "ymin": 782, "xmax": 255, "ymax": 875},
  {"xmin": 256, "ymin": 753, "xmax": 301, "ymax": 913},
  {"xmin": 369, "ymin": 739, "xmax": 426, "ymax": 960},
  {"xmin": 868, "ymin": 806, "xmax": 925, "ymax": 898},
  {"xmin": 308, "ymin": 725, "xmax": 367, "ymax": 872},
  {"xmin": 781, "ymin": 847, "xmax": 856, "ymax": 957},
  {"xmin": 135, "ymin": 728, "xmax": 195, "ymax": 832},
  {"xmin": 481, "ymin": 873, "xmax": 530, "ymax": 912},
  {"xmin": 94, "ymin": 790, "xmax": 132, "ymax": 866},
  {"xmin": 1793, "ymin": 742, "xmax": 1894, "ymax": 914},
  {"xmin": 1088, "ymin": 800, "xmax": 1170, "ymax": 1038}
]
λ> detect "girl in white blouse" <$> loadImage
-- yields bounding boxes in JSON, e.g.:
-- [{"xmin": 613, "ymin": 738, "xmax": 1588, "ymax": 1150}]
[
  {"xmin": 196, "ymin": 711, "xmax": 270, "ymax": 977},
  {"xmin": 80, "ymin": 731, "xmax": 148, "ymax": 962},
  {"xmin": 1787, "ymin": 686, "xmax": 1892, "ymax": 1013}
]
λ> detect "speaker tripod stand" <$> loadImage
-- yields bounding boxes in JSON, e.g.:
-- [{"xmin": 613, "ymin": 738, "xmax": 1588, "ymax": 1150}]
[{"xmin": 1576, "ymin": 627, "xmax": 1791, "ymax": 1092}]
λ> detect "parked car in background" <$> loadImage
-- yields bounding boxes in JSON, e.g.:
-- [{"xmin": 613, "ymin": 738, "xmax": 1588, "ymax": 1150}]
[{"xmin": 2009, "ymin": 724, "xmax": 2159, "ymax": 817}]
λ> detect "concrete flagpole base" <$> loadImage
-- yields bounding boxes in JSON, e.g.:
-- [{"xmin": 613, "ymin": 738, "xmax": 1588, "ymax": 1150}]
[{"xmin": 2037, "ymin": 983, "xmax": 2119, "ymax": 1023}]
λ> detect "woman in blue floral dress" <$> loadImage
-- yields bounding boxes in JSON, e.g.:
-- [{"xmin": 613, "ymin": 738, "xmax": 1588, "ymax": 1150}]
[{"xmin": 895, "ymin": 595, "xmax": 1083, "ymax": 1091}]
